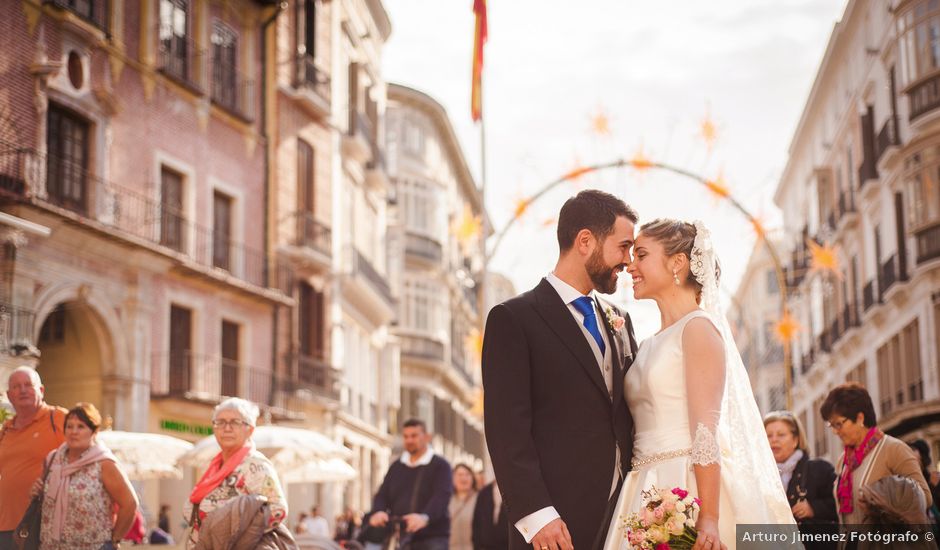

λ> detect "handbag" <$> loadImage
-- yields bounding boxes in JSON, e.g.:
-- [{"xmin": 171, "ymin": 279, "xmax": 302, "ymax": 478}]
[{"xmin": 14, "ymin": 452, "xmax": 54, "ymax": 550}]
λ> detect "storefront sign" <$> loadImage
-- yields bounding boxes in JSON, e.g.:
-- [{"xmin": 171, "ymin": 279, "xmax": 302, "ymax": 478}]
[{"xmin": 160, "ymin": 419, "xmax": 213, "ymax": 436}]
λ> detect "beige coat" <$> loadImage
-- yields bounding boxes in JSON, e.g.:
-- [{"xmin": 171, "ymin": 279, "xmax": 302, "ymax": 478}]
[{"xmin": 835, "ymin": 434, "xmax": 932, "ymax": 524}]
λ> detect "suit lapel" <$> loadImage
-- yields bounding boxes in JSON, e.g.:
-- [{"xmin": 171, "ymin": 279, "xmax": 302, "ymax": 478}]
[
  {"xmin": 533, "ymin": 279, "xmax": 609, "ymax": 399},
  {"xmin": 595, "ymin": 296, "xmax": 623, "ymax": 405}
]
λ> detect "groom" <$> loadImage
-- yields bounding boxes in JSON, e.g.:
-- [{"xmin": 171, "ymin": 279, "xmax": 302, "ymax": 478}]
[{"xmin": 483, "ymin": 190, "xmax": 638, "ymax": 550}]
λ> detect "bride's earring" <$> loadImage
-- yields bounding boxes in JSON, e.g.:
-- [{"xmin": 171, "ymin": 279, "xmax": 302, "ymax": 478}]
[{"xmin": 673, "ymin": 270, "xmax": 680, "ymax": 286}]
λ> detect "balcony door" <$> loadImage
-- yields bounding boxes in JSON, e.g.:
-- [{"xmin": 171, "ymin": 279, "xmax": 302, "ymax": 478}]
[
  {"xmin": 46, "ymin": 104, "xmax": 89, "ymax": 213},
  {"xmin": 169, "ymin": 305, "xmax": 193, "ymax": 394},
  {"xmin": 160, "ymin": 167, "xmax": 185, "ymax": 251},
  {"xmin": 221, "ymin": 320, "xmax": 239, "ymax": 397}
]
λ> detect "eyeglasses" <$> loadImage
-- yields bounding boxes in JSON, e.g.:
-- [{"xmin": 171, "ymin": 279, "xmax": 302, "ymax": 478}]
[
  {"xmin": 212, "ymin": 419, "xmax": 248, "ymax": 429},
  {"xmin": 827, "ymin": 418, "xmax": 851, "ymax": 431}
]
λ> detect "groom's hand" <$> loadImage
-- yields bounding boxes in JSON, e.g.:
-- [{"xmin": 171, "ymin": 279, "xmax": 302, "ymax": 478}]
[{"xmin": 531, "ymin": 518, "xmax": 573, "ymax": 550}]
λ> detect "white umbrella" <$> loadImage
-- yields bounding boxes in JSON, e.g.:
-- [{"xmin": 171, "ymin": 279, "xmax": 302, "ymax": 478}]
[
  {"xmin": 282, "ymin": 457, "xmax": 357, "ymax": 484},
  {"xmin": 179, "ymin": 426, "xmax": 352, "ymax": 473},
  {"xmin": 96, "ymin": 430, "xmax": 194, "ymax": 480}
]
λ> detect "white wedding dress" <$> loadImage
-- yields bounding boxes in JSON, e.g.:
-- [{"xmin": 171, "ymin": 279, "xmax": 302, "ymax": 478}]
[{"xmin": 601, "ymin": 310, "xmax": 795, "ymax": 550}]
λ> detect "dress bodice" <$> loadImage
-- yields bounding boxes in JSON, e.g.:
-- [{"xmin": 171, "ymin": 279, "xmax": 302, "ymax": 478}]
[{"xmin": 625, "ymin": 310, "xmax": 709, "ymax": 458}]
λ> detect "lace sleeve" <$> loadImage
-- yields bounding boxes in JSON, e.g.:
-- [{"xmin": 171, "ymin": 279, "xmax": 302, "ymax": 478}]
[{"xmin": 684, "ymin": 315, "xmax": 725, "ymax": 467}]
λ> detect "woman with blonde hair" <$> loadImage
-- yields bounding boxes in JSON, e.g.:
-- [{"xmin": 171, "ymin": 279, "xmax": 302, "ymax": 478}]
[{"xmin": 764, "ymin": 410, "xmax": 837, "ymax": 549}]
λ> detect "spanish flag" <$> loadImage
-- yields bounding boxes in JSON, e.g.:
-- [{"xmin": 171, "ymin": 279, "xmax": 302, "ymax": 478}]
[{"xmin": 471, "ymin": 0, "xmax": 487, "ymax": 122}]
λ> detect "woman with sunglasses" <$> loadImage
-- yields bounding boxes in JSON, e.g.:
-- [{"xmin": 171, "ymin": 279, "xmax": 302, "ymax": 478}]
[
  {"xmin": 820, "ymin": 383, "xmax": 931, "ymax": 525},
  {"xmin": 182, "ymin": 397, "xmax": 287, "ymax": 549},
  {"xmin": 764, "ymin": 410, "xmax": 837, "ymax": 549}
]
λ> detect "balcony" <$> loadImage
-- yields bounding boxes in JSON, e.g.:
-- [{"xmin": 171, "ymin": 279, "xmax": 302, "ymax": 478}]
[
  {"xmin": 294, "ymin": 55, "xmax": 331, "ymax": 118},
  {"xmin": 880, "ymin": 254, "xmax": 899, "ymax": 299},
  {"xmin": 211, "ymin": 62, "xmax": 256, "ymax": 122},
  {"xmin": 0, "ymin": 142, "xmax": 286, "ymax": 295},
  {"xmin": 341, "ymin": 246, "xmax": 394, "ymax": 320},
  {"xmin": 875, "ymin": 116, "xmax": 900, "ymax": 164},
  {"xmin": 151, "ymin": 352, "xmax": 273, "ymax": 405},
  {"xmin": 157, "ymin": 35, "xmax": 207, "ymax": 94},
  {"xmin": 365, "ymin": 140, "xmax": 389, "ymax": 191},
  {"xmin": 0, "ymin": 303, "xmax": 38, "ymax": 357},
  {"xmin": 400, "ymin": 334, "xmax": 445, "ymax": 363},
  {"xmin": 842, "ymin": 303, "xmax": 859, "ymax": 333},
  {"xmin": 276, "ymin": 354, "xmax": 341, "ymax": 403},
  {"xmin": 863, "ymin": 280, "xmax": 878, "ymax": 312},
  {"xmin": 817, "ymin": 328, "xmax": 832, "ymax": 354},
  {"xmin": 404, "ymin": 231, "xmax": 443, "ymax": 265},
  {"xmin": 342, "ymin": 110, "xmax": 373, "ymax": 163},
  {"xmin": 295, "ymin": 212, "xmax": 333, "ymax": 258},
  {"xmin": 828, "ymin": 317, "xmax": 841, "ymax": 347},
  {"xmin": 44, "ymin": 0, "xmax": 110, "ymax": 33},
  {"xmin": 915, "ymin": 224, "xmax": 940, "ymax": 265},
  {"xmin": 908, "ymin": 73, "xmax": 940, "ymax": 123},
  {"xmin": 800, "ymin": 347, "xmax": 816, "ymax": 375}
]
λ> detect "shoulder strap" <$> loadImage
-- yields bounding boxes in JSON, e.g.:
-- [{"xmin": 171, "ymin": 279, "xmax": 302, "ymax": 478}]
[{"xmin": 49, "ymin": 408, "xmax": 57, "ymax": 433}]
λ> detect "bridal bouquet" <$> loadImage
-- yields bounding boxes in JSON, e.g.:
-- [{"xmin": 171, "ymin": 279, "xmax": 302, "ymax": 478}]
[{"xmin": 621, "ymin": 486, "xmax": 700, "ymax": 550}]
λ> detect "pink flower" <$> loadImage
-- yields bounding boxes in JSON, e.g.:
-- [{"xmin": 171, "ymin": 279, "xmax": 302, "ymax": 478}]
[
  {"xmin": 655, "ymin": 543, "xmax": 671, "ymax": 550},
  {"xmin": 662, "ymin": 500, "xmax": 676, "ymax": 513},
  {"xmin": 693, "ymin": 497, "xmax": 702, "ymax": 506},
  {"xmin": 611, "ymin": 316, "xmax": 625, "ymax": 330},
  {"xmin": 653, "ymin": 507, "xmax": 665, "ymax": 521},
  {"xmin": 671, "ymin": 487, "xmax": 689, "ymax": 499}
]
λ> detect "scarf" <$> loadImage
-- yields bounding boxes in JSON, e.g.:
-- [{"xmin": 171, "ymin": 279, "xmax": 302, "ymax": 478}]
[
  {"xmin": 189, "ymin": 443, "xmax": 254, "ymax": 505},
  {"xmin": 777, "ymin": 449, "xmax": 804, "ymax": 489},
  {"xmin": 837, "ymin": 426, "xmax": 884, "ymax": 514},
  {"xmin": 45, "ymin": 442, "xmax": 118, "ymax": 542}
]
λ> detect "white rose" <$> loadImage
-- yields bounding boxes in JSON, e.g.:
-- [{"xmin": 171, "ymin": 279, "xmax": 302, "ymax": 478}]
[
  {"xmin": 675, "ymin": 512, "xmax": 687, "ymax": 524},
  {"xmin": 675, "ymin": 501, "xmax": 686, "ymax": 513}
]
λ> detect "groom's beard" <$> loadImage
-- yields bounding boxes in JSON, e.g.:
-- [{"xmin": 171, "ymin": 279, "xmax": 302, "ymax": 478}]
[{"xmin": 587, "ymin": 248, "xmax": 622, "ymax": 294}]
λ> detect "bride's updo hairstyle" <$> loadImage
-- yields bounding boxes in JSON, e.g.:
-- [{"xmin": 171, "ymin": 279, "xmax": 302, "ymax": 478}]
[{"xmin": 638, "ymin": 218, "xmax": 721, "ymax": 304}]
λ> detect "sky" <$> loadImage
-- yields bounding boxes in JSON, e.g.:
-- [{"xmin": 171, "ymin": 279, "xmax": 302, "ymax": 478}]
[{"xmin": 382, "ymin": 0, "xmax": 848, "ymax": 337}]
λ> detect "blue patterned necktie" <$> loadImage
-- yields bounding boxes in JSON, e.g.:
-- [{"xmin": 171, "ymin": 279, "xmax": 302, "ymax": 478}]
[{"xmin": 572, "ymin": 296, "xmax": 606, "ymax": 356}]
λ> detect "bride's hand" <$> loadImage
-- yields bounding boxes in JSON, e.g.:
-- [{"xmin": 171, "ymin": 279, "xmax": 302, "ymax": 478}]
[{"xmin": 693, "ymin": 516, "xmax": 727, "ymax": 550}]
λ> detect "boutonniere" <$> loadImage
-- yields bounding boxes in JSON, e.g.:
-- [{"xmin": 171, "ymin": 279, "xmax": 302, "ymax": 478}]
[{"xmin": 604, "ymin": 306, "xmax": 625, "ymax": 331}]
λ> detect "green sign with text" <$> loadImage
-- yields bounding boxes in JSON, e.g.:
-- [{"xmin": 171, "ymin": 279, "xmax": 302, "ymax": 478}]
[{"xmin": 160, "ymin": 419, "xmax": 213, "ymax": 436}]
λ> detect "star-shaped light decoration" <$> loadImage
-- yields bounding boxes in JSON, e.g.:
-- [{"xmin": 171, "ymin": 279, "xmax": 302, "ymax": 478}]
[
  {"xmin": 451, "ymin": 205, "xmax": 482, "ymax": 251},
  {"xmin": 542, "ymin": 216, "xmax": 557, "ymax": 228},
  {"xmin": 807, "ymin": 239, "xmax": 841, "ymax": 278},
  {"xmin": 513, "ymin": 196, "xmax": 532, "ymax": 220},
  {"xmin": 773, "ymin": 309, "xmax": 802, "ymax": 344},
  {"xmin": 700, "ymin": 111, "xmax": 719, "ymax": 151},
  {"xmin": 704, "ymin": 172, "xmax": 730, "ymax": 200},
  {"xmin": 465, "ymin": 328, "xmax": 484, "ymax": 362},
  {"xmin": 590, "ymin": 109, "xmax": 611, "ymax": 137},
  {"xmin": 750, "ymin": 216, "xmax": 767, "ymax": 240},
  {"xmin": 629, "ymin": 146, "xmax": 654, "ymax": 172},
  {"xmin": 562, "ymin": 163, "xmax": 595, "ymax": 182}
]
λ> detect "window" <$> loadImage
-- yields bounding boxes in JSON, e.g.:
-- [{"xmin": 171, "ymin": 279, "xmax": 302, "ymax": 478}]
[
  {"xmin": 169, "ymin": 305, "xmax": 192, "ymax": 394},
  {"xmin": 904, "ymin": 146, "xmax": 940, "ymax": 231},
  {"xmin": 39, "ymin": 305, "xmax": 66, "ymax": 344},
  {"xmin": 897, "ymin": 1, "xmax": 940, "ymax": 86},
  {"xmin": 160, "ymin": 167, "xmax": 185, "ymax": 252},
  {"xmin": 399, "ymin": 180, "xmax": 440, "ymax": 237},
  {"xmin": 877, "ymin": 320, "xmax": 924, "ymax": 417},
  {"xmin": 211, "ymin": 22, "xmax": 238, "ymax": 111},
  {"xmin": 402, "ymin": 277, "xmax": 444, "ymax": 333},
  {"xmin": 221, "ymin": 320, "xmax": 239, "ymax": 398},
  {"xmin": 846, "ymin": 362, "xmax": 867, "ymax": 386},
  {"xmin": 299, "ymin": 282, "xmax": 326, "ymax": 358},
  {"xmin": 159, "ymin": 0, "xmax": 190, "ymax": 82},
  {"xmin": 298, "ymin": 139, "xmax": 315, "ymax": 215},
  {"xmin": 303, "ymin": 0, "xmax": 316, "ymax": 58},
  {"xmin": 213, "ymin": 191, "xmax": 233, "ymax": 271},
  {"xmin": 46, "ymin": 104, "xmax": 89, "ymax": 213}
]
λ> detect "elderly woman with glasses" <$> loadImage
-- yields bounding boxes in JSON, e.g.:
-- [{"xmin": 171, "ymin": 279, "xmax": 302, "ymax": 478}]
[
  {"xmin": 183, "ymin": 398, "xmax": 287, "ymax": 549},
  {"xmin": 820, "ymin": 383, "xmax": 932, "ymax": 525},
  {"xmin": 764, "ymin": 410, "xmax": 838, "ymax": 549}
]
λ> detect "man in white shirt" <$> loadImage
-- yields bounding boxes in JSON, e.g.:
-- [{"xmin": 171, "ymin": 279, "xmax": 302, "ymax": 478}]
[
  {"xmin": 301, "ymin": 506, "xmax": 331, "ymax": 538},
  {"xmin": 483, "ymin": 190, "xmax": 639, "ymax": 550}
]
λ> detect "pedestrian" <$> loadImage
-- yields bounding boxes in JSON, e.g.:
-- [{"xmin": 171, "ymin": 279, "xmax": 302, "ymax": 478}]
[
  {"xmin": 301, "ymin": 506, "xmax": 330, "ymax": 537},
  {"xmin": 449, "ymin": 464, "xmax": 478, "ymax": 550},
  {"xmin": 183, "ymin": 397, "xmax": 288, "ymax": 549},
  {"xmin": 364, "ymin": 419, "xmax": 452, "ymax": 550},
  {"xmin": 820, "ymin": 383, "xmax": 932, "ymax": 524},
  {"xmin": 908, "ymin": 440, "xmax": 940, "ymax": 535},
  {"xmin": 0, "ymin": 367, "xmax": 67, "ymax": 550},
  {"xmin": 334, "ymin": 507, "xmax": 360, "ymax": 543},
  {"xmin": 33, "ymin": 402, "xmax": 139, "ymax": 550},
  {"xmin": 471, "ymin": 481, "xmax": 508, "ymax": 550},
  {"xmin": 296, "ymin": 513, "xmax": 309, "ymax": 535},
  {"xmin": 764, "ymin": 410, "xmax": 838, "ymax": 549}
]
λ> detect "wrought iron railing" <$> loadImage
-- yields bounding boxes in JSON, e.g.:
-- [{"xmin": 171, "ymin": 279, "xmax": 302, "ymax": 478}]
[
  {"xmin": 880, "ymin": 254, "xmax": 898, "ymax": 299},
  {"xmin": 916, "ymin": 224, "xmax": 940, "ymax": 264},
  {"xmin": 295, "ymin": 212, "xmax": 332, "ymax": 257},
  {"xmin": 909, "ymin": 73, "xmax": 940, "ymax": 122},
  {"xmin": 152, "ymin": 352, "xmax": 273, "ymax": 405},
  {"xmin": 211, "ymin": 61, "xmax": 256, "ymax": 121},
  {"xmin": 875, "ymin": 116, "xmax": 900, "ymax": 162},
  {"xmin": 863, "ymin": 280, "xmax": 877, "ymax": 312},
  {"xmin": 157, "ymin": 34, "xmax": 207, "ymax": 92},
  {"xmin": 300, "ymin": 55, "xmax": 331, "ymax": 105},
  {"xmin": 346, "ymin": 246, "xmax": 393, "ymax": 303},
  {"xmin": 44, "ymin": 0, "xmax": 110, "ymax": 32},
  {"xmin": 404, "ymin": 232, "xmax": 443, "ymax": 263},
  {"xmin": 400, "ymin": 334, "xmax": 445, "ymax": 362}
]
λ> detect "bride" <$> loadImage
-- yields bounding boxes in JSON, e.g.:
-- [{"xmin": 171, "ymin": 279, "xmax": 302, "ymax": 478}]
[{"xmin": 602, "ymin": 219, "xmax": 795, "ymax": 550}]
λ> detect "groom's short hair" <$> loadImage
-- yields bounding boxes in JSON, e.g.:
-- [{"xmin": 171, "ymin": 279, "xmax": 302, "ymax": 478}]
[{"xmin": 557, "ymin": 190, "xmax": 637, "ymax": 251}]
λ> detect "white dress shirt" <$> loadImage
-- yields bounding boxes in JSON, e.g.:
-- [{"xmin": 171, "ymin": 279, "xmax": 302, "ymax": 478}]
[
  {"xmin": 400, "ymin": 445, "xmax": 435, "ymax": 467},
  {"xmin": 513, "ymin": 273, "xmax": 620, "ymax": 543}
]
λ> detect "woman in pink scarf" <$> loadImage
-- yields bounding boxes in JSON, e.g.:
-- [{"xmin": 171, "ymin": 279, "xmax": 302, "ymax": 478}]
[
  {"xmin": 183, "ymin": 397, "xmax": 287, "ymax": 549},
  {"xmin": 34, "ymin": 402, "xmax": 138, "ymax": 550},
  {"xmin": 820, "ymin": 383, "xmax": 932, "ymax": 525}
]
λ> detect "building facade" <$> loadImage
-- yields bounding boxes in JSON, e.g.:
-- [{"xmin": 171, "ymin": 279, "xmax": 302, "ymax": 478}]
[
  {"xmin": 774, "ymin": 0, "xmax": 940, "ymax": 464},
  {"xmin": 386, "ymin": 84, "xmax": 486, "ymax": 471},
  {"xmin": 728, "ymin": 237, "xmax": 787, "ymax": 416}
]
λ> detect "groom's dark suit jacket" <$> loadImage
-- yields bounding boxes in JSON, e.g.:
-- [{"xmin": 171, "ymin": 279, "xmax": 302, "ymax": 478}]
[{"xmin": 483, "ymin": 278, "xmax": 637, "ymax": 550}]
